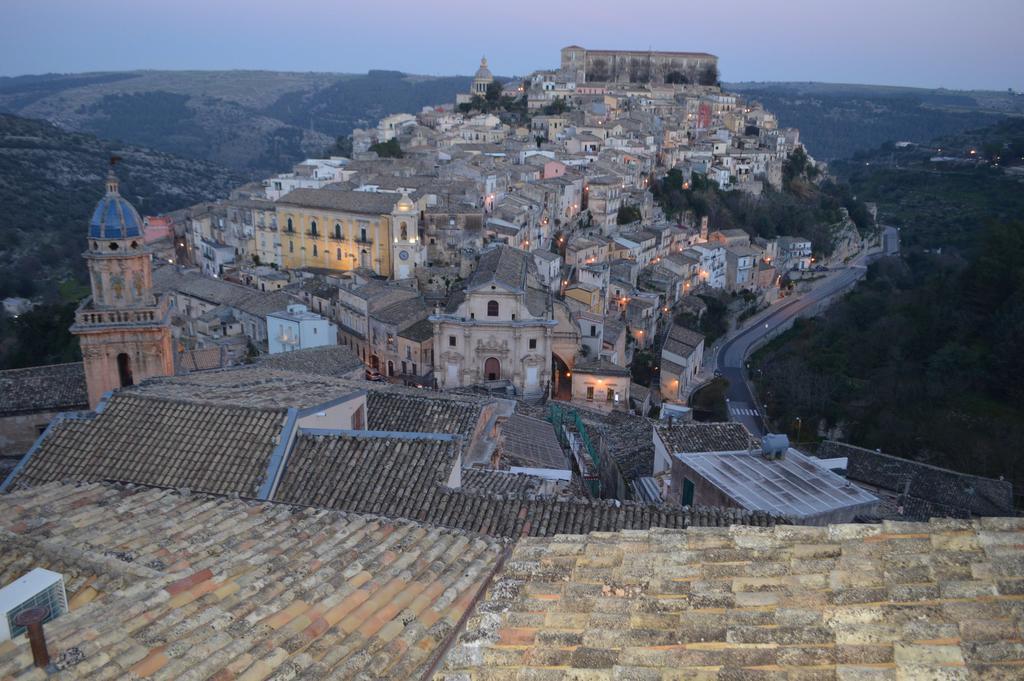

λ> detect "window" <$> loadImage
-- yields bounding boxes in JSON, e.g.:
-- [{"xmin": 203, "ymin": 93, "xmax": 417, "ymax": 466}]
[
  {"xmin": 607, "ymin": 388, "xmax": 614, "ymax": 402},
  {"xmin": 310, "ymin": 220, "xmax": 318, "ymax": 236},
  {"xmin": 312, "ymin": 244, "xmax": 318, "ymax": 257},
  {"xmin": 336, "ymin": 248, "xmax": 342, "ymax": 260},
  {"xmin": 286, "ymin": 217, "xmax": 294, "ymax": 233},
  {"xmin": 449, "ymin": 335, "xmax": 457, "ymax": 347},
  {"xmin": 487, "ymin": 300, "xmax": 499, "ymax": 317},
  {"xmin": 590, "ymin": 325, "xmax": 597, "ymax": 337},
  {"xmin": 360, "ymin": 227, "xmax": 367, "ymax": 242},
  {"xmin": 289, "ymin": 241, "xmax": 294, "ymax": 253},
  {"xmin": 586, "ymin": 386, "xmax": 594, "ymax": 401},
  {"xmin": 529, "ymin": 338, "xmax": 537, "ymax": 349},
  {"xmin": 334, "ymin": 223, "xmax": 342, "ymax": 239},
  {"xmin": 313, "ymin": 327, "xmax": 318, "ymax": 335}
]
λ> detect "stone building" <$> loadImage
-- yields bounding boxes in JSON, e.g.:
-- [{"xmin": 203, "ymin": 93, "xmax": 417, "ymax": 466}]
[
  {"xmin": 276, "ymin": 189, "xmax": 426, "ymax": 280},
  {"xmin": 431, "ymin": 245, "xmax": 578, "ymax": 397},
  {"xmin": 560, "ymin": 45, "xmax": 718, "ymax": 85},
  {"xmin": 71, "ymin": 169, "xmax": 174, "ymax": 408}
]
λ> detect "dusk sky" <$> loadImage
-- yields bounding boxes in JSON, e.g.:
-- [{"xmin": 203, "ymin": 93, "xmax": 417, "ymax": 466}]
[{"xmin": 3, "ymin": 0, "xmax": 1022, "ymax": 90}]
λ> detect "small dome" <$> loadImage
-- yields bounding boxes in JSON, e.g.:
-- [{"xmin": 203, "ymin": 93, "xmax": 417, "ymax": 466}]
[
  {"xmin": 89, "ymin": 171, "xmax": 142, "ymax": 240},
  {"xmin": 474, "ymin": 56, "xmax": 493, "ymax": 82}
]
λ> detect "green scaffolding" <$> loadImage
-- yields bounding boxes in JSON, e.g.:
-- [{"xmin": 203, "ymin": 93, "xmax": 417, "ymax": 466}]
[{"xmin": 548, "ymin": 403, "xmax": 601, "ymax": 496}]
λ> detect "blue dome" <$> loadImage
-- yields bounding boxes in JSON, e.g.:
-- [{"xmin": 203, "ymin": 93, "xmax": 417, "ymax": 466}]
[{"xmin": 89, "ymin": 174, "xmax": 142, "ymax": 240}]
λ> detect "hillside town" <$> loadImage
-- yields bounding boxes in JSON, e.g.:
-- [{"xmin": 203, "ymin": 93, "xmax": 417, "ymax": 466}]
[
  {"xmin": 109, "ymin": 48, "xmax": 829, "ymax": 404},
  {"xmin": 0, "ymin": 45, "xmax": 1021, "ymax": 680}
]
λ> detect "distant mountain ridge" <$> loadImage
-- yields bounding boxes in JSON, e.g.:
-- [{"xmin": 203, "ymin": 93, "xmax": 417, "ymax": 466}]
[
  {"xmin": 726, "ymin": 81, "xmax": 1022, "ymax": 160},
  {"xmin": 0, "ymin": 112, "xmax": 247, "ymax": 299},
  {"xmin": 0, "ymin": 70, "xmax": 473, "ymax": 174}
]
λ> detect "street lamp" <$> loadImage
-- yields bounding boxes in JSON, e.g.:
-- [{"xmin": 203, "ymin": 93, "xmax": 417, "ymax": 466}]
[{"xmin": 794, "ymin": 416, "xmax": 802, "ymax": 443}]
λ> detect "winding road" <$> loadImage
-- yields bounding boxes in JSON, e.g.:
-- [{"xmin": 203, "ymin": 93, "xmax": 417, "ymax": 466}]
[{"xmin": 714, "ymin": 256, "xmax": 872, "ymax": 436}]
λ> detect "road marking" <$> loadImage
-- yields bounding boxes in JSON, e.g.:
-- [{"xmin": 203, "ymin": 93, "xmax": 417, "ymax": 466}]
[{"xmin": 729, "ymin": 407, "xmax": 759, "ymax": 417}]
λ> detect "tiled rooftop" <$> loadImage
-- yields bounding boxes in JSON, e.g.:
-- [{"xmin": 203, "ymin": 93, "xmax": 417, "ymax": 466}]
[
  {"xmin": 153, "ymin": 266, "xmax": 297, "ymax": 318},
  {"xmin": 366, "ymin": 391, "xmax": 486, "ymax": 436},
  {"xmin": 276, "ymin": 187, "xmax": 401, "ymax": 214},
  {"xmin": 0, "ymin": 362, "xmax": 88, "ymax": 416},
  {"xmin": 439, "ymin": 518, "xmax": 1024, "ymax": 679},
  {"xmin": 271, "ymin": 432, "xmax": 782, "ymax": 538},
  {"xmin": 255, "ymin": 344, "xmax": 364, "ymax": 379},
  {"xmin": 274, "ymin": 432, "xmax": 461, "ymax": 519},
  {"xmin": 822, "ymin": 441, "xmax": 1015, "ymax": 519},
  {"xmin": 128, "ymin": 366, "xmax": 363, "ymax": 410},
  {"xmin": 4, "ymin": 393, "xmax": 286, "ymax": 497},
  {"xmin": 495, "ymin": 414, "xmax": 567, "ymax": 470},
  {"xmin": 657, "ymin": 421, "xmax": 756, "ymax": 453},
  {"xmin": 461, "ymin": 468, "xmax": 548, "ymax": 495},
  {"xmin": 0, "ymin": 482, "xmax": 505, "ymax": 680},
  {"xmin": 467, "ymin": 244, "xmax": 530, "ymax": 292}
]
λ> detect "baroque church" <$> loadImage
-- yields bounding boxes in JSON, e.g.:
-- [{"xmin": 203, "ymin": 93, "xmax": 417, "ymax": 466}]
[{"xmin": 71, "ymin": 165, "xmax": 174, "ymax": 407}]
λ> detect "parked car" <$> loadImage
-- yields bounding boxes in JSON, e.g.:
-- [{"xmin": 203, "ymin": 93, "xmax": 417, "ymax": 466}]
[{"xmin": 365, "ymin": 368, "xmax": 385, "ymax": 381}]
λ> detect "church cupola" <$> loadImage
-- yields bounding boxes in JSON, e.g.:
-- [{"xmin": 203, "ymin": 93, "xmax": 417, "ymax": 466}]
[
  {"xmin": 84, "ymin": 161, "xmax": 153, "ymax": 309},
  {"xmin": 90, "ymin": 167, "xmax": 143, "ymax": 243},
  {"xmin": 473, "ymin": 56, "xmax": 494, "ymax": 96}
]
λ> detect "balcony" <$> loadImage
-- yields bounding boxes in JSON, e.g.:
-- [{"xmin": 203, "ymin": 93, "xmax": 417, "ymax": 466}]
[
  {"xmin": 74, "ymin": 304, "xmax": 164, "ymax": 327},
  {"xmin": 354, "ymin": 236, "xmax": 373, "ymax": 245}
]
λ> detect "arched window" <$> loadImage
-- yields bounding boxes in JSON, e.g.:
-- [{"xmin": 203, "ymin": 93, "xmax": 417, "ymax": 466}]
[
  {"xmin": 310, "ymin": 220, "xmax": 318, "ymax": 236},
  {"xmin": 117, "ymin": 353, "xmax": 133, "ymax": 388},
  {"xmin": 487, "ymin": 300, "xmax": 499, "ymax": 317},
  {"xmin": 400, "ymin": 221, "xmax": 408, "ymax": 241},
  {"xmin": 286, "ymin": 217, "xmax": 294, "ymax": 233},
  {"xmin": 312, "ymin": 244, "xmax": 318, "ymax": 257},
  {"xmin": 334, "ymin": 223, "xmax": 342, "ymax": 239}
]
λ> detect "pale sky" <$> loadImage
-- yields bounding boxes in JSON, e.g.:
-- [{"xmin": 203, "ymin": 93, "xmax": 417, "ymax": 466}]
[{"xmin": 2, "ymin": 0, "xmax": 1022, "ymax": 90}]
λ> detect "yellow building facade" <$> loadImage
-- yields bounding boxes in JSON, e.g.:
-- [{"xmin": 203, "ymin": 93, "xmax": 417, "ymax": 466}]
[{"xmin": 276, "ymin": 189, "xmax": 425, "ymax": 279}]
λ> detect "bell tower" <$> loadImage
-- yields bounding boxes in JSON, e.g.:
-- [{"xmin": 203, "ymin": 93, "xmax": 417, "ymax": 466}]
[
  {"xmin": 390, "ymin": 192, "xmax": 425, "ymax": 280},
  {"xmin": 71, "ymin": 159, "xmax": 174, "ymax": 407}
]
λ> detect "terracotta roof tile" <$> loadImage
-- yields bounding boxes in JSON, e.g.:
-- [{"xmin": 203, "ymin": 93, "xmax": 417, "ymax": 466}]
[
  {"xmin": 0, "ymin": 362, "xmax": 88, "ymax": 415},
  {"xmin": 5, "ymin": 393, "xmax": 286, "ymax": 497},
  {"xmin": 0, "ymin": 482, "xmax": 505, "ymax": 680},
  {"xmin": 271, "ymin": 433, "xmax": 783, "ymax": 538},
  {"xmin": 439, "ymin": 518, "xmax": 1024, "ymax": 679}
]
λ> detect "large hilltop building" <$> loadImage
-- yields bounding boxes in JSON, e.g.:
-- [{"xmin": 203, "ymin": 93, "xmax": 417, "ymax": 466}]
[{"xmin": 561, "ymin": 44, "xmax": 718, "ymax": 84}]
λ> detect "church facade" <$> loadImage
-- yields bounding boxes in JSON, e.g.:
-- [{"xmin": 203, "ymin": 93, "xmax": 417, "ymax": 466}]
[
  {"xmin": 431, "ymin": 245, "xmax": 578, "ymax": 398},
  {"xmin": 71, "ymin": 168, "xmax": 174, "ymax": 408}
]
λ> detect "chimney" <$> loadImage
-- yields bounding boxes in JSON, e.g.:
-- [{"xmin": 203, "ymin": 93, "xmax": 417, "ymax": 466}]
[{"xmin": 13, "ymin": 607, "xmax": 50, "ymax": 669}]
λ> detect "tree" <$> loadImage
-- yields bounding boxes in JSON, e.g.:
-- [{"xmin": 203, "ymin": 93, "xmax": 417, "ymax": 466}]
[
  {"xmin": 617, "ymin": 204, "xmax": 642, "ymax": 225},
  {"xmin": 485, "ymin": 81, "xmax": 502, "ymax": 103},
  {"xmin": 369, "ymin": 138, "xmax": 403, "ymax": 158}
]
